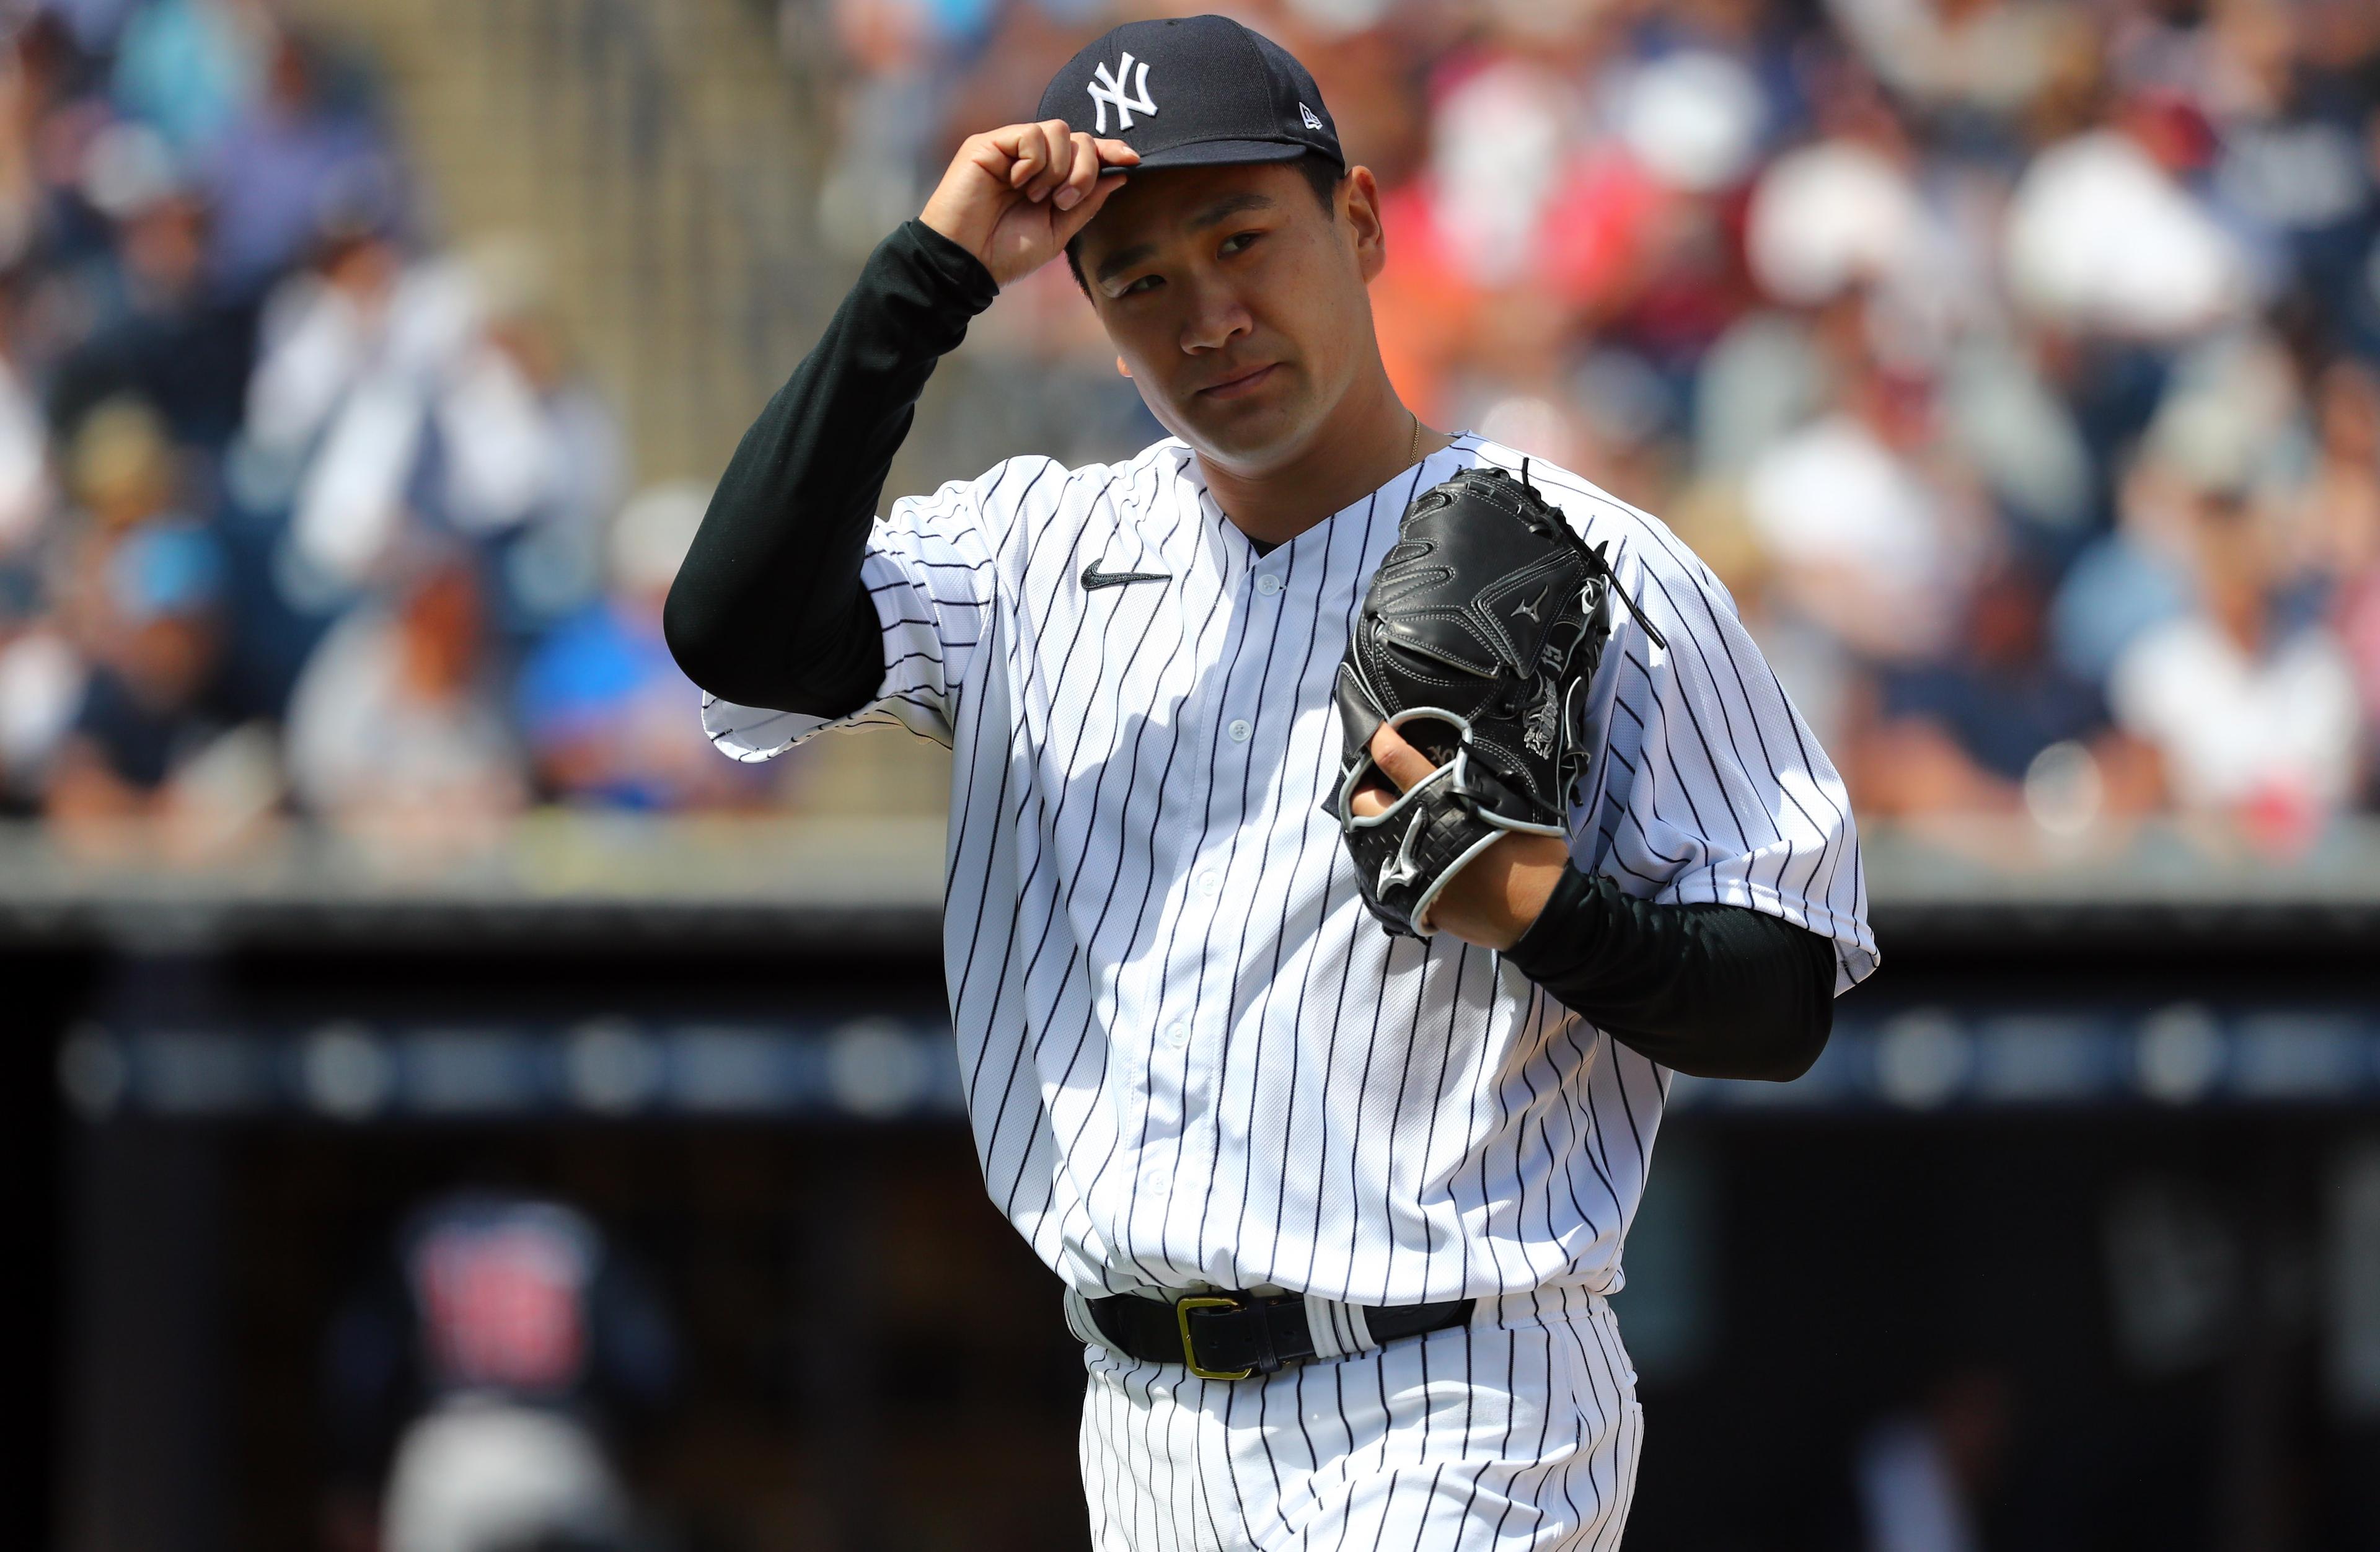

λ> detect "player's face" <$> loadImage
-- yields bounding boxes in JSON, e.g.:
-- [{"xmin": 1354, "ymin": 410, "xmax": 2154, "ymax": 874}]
[{"xmin": 1073, "ymin": 160, "xmax": 1386, "ymax": 468}]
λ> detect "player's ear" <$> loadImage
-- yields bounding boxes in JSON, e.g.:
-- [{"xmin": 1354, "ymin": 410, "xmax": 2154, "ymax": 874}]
[
  {"xmin": 1342, "ymin": 166, "xmax": 1386, "ymax": 283},
  {"xmin": 1115, "ymin": 355, "xmax": 1132, "ymax": 379}
]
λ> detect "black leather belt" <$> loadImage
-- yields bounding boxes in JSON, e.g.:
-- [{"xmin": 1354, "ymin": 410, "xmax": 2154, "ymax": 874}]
[{"xmin": 1088, "ymin": 1289, "xmax": 1476, "ymax": 1380}]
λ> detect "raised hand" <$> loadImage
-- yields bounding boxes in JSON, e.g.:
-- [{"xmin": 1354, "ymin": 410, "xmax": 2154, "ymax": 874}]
[{"xmin": 919, "ymin": 120, "xmax": 1139, "ymax": 288}]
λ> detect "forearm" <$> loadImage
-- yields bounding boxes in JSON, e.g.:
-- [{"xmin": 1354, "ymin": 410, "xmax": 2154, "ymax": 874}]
[
  {"xmin": 1503, "ymin": 866, "xmax": 1840, "ymax": 1080},
  {"xmin": 663, "ymin": 219, "xmax": 997, "ymax": 713}
]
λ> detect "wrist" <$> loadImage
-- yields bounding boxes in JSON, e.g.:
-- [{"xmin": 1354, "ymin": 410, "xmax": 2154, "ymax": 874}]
[
  {"xmin": 892, "ymin": 219, "xmax": 999, "ymax": 314},
  {"xmin": 1496, "ymin": 845, "xmax": 1571, "ymax": 950},
  {"xmin": 914, "ymin": 201, "xmax": 987, "ymax": 268},
  {"xmin": 1504, "ymin": 863, "xmax": 1593, "ymax": 969},
  {"xmin": 1437, "ymin": 832, "xmax": 1570, "ymax": 951}
]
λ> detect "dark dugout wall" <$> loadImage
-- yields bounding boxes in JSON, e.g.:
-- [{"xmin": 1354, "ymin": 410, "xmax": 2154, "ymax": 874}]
[{"xmin": 13, "ymin": 827, "xmax": 2380, "ymax": 1552}]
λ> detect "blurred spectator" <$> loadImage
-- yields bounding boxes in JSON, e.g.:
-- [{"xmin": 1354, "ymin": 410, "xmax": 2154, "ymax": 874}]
[
  {"xmin": 1853, "ymin": 1365, "xmax": 2016, "ymax": 1552},
  {"xmin": 0, "ymin": 325, "xmax": 51, "ymax": 551},
  {"xmin": 50, "ymin": 118, "xmax": 259, "ymax": 448},
  {"xmin": 201, "ymin": 25, "xmax": 399, "ymax": 302},
  {"xmin": 1827, "ymin": 0, "xmax": 2086, "ymax": 134},
  {"xmin": 2105, "ymin": 474, "xmax": 2361, "ymax": 839},
  {"xmin": 283, "ymin": 549, "xmax": 527, "ymax": 846},
  {"xmin": 433, "ymin": 244, "xmax": 616, "ymax": 643},
  {"xmin": 1740, "ymin": 364, "xmax": 1995, "ymax": 663},
  {"xmin": 108, "ymin": 0, "xmax": 264, "ymax": 159},
  {"xmin": 324, "ymin": 1189, "xmax": 676, "ymax": 1552},
  {"xmin": 2327, "ymin": 362, "xmax": 2380, "ymax": 798},
  {"xmin": 2031, "ymin": 328, "xmax": 2366, "ymax": 837},
  {"xmin": 1743, "ymin": 139, "xmax": 1924, "ymax": 322},
  {"xmin": 518, "ymin": 480, "xmax": 764, "ymax": 809},
  {"xmin": 1854, "ymin": 560, "xmax": 2113, "ymax": 819},
  {"xmin": 0, "ymin": 617, "xmax": 81, "ymax": 809},
  {"xmin": 42, "ymin": 505, "xmax": 278, "ymax": 851},
  {"xmin": 39, "ymin": 394, "xmax": 278, "ymax": 850},
  {"xmin": 2006, "ymin": 102, "xmax": 2255, "ymax": 339},
  {"xmin": 238, "ymin": 208, "xmax": 432, "ymax": 598},
  {"xmin": 2304, "ymin": 357, "xmax": 2380, "ymax": 576},
  {"xmin": 813, "ymin": 0, "xmax": 998, "ymax": 257},
  {"xmin": 244, "ymin": 227, "xmax": 610, "ymax": 637}
]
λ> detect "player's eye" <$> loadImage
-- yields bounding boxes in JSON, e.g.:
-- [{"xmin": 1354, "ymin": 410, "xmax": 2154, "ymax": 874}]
[
  {"xmin": 1220, "ymin": 230, "xmax": 1263, "ymax": 255},
  {"xmin": 1117, "ymin": 273, "xmax": 1163, "ymax": 297}
]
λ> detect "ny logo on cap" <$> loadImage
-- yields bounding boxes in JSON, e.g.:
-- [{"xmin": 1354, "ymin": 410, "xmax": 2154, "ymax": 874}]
[{"xmin": 1086, "ymin": 51, "xmax": 1158, "ymax": 133}]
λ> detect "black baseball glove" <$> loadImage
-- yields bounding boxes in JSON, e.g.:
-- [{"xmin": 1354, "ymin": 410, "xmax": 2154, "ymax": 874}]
[{"xmin": 1322, "ymin": 464, "xmax": 1654, "ymax": 938}]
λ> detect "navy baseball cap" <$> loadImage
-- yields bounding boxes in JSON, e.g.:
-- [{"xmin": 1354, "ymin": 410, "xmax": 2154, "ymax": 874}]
[{"xmin": 1035, "ymin": 15, "xmax": 1344, "ymax": 174}]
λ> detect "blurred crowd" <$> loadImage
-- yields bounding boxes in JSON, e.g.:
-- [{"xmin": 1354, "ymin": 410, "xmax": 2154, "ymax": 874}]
[
  {"xmin": 822, "ymin": 0, "xmax": 2380, "ymax": 845},
  {"xmin": 6, "ymin": 0, "xmax": 2380, "ymax": 853},
  {"xmin": 0, "ymin": 0, "xmax": 767, "ymax": 858}
]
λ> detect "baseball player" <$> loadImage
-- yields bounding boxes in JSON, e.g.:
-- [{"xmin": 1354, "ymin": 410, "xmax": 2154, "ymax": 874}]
[
  {"xmin": 325, "ymin": 1191, "xmax": 677, "ymax": 1552},
  {"xmin": 666, "ymin": 14, "xmax": 1877, "ymax": 1548}
]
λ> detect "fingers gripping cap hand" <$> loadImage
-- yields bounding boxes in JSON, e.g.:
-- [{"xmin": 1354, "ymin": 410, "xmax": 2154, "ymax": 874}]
[
  {"xmin": 1035, "ymin": 15, "xmax": 1345, "ymax": 175},
  {"xmin": 1323, "ymin": 466, "xmax": 1624, "ymax": 938}
]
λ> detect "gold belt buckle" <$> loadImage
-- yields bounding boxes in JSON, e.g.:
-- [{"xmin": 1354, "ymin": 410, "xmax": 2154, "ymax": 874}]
[{"xmin": 1175, "ymin": 1294, "xmax": 1254, "ymax": 1380}]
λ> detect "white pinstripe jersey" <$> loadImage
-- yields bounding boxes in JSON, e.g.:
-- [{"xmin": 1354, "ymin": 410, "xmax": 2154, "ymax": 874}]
[{"xmin": 706, "ymin": 433, "xmax": 1878, "ymax": 1305}]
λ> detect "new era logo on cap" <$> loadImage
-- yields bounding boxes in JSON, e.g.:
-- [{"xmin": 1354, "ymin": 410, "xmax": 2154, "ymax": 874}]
[
  {"xmin": 1037, "ymin": 14, "xmax": 1344, "ymax": 175},
  {"xmin": 1086, "ymin": 52, "xmax": 1159, "ymax": 134}
]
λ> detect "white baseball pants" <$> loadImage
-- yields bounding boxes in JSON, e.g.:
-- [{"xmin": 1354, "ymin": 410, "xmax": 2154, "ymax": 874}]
[{"xmin": 1077, "ymin": 1284, "xmax": 1642, "ymax": 1551}]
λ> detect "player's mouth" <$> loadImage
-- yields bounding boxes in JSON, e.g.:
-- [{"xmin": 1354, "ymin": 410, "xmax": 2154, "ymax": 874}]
[{"xmin": 1196, "ymin": 362, "xmax": 1282, "ymax": 400}]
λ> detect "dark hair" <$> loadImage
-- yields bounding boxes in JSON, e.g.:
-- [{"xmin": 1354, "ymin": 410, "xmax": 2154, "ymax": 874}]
[{"xmin": 1064, "ymin": 151, "xmax": 1345, "ymax": 296}]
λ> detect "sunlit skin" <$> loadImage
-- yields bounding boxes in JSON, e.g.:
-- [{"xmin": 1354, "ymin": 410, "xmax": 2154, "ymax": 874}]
[
  {"xmin": 1072, "ymin": 159, "xmax": 1415, "ymax": 542},
  {"xmin": 920, "ymin": 120, "xmax": 1567, "ymax": 947}
]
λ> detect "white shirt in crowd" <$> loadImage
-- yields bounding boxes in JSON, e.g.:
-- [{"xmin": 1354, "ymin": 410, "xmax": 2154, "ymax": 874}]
[{"xmin": 2109, "ymin": 615, "xmax": 2361, "ymax": 815}]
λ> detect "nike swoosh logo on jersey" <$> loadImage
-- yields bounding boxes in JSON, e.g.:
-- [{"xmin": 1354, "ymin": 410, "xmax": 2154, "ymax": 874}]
[{"xmin": 1081, "ymin": 562, "xmax": 1171, "ymax": 591}]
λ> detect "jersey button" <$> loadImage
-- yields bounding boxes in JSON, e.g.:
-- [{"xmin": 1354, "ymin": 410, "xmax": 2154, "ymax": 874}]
[
  {"xmin": 1163, "ymin": 1021, "xmax": 1191, "ymax": 1048},
  {"xmin": 1254, "ymin": 573, "xmax": 1283, "ymax": 596},
  {"xmin": 1197, "ymin": 870, "xmax": 1220, "ymax": 897},
  {"xmin": 1140, "ymin": 1165, "xmax": 1171, "ymax": 1195},
  {"xmin": 1228, "ymin": 719, "xmax": 1251, "ymax": 743}
]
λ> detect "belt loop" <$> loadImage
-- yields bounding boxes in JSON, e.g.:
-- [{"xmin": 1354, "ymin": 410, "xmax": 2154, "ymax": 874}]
[
  {"xmin": 1302, "ymin": 1293, "xmax": 1346, "ymax": 1360},
  {"xmin": 1063, "ymin": 1287, "xmax": 1108, "ymax": 1348},
  {"xmin": 1247, "ymin": 1303, "xmax": 1283, "ymax": 1374},
  {"xmin": 1300, "ymin": 1293, "xmax": 1373, "ymax": 1360}
]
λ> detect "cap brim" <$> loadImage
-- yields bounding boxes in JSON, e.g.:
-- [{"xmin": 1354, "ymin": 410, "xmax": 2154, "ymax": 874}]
[{"xmin": 1122, "ymin": 138, "xmax": 1320, "ymax": 172}]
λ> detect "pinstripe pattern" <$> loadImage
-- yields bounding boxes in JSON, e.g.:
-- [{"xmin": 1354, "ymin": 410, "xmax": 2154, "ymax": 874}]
[
  {"xmin": 1078, "ymin": 1287, "xmax": 1640, "ymax": 1551},
  {"xmin": 703, "ymin": 433, "xmax": 1876, "ymax": 1312}
]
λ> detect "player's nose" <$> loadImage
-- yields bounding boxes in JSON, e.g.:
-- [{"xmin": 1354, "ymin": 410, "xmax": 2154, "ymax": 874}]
[{"xmin": 1178, "ymin": 281, "xmax": 1253, "ymax": 356}]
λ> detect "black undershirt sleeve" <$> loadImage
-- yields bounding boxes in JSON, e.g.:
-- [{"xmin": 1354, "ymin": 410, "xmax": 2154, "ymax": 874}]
[
  {"xmin": 663, "ymin": 219, "xmax": 998, "ymax": 715},
  {"xmin": 1502, "ymin": 866, "xmax": 1841, "ymax": 1081}
]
